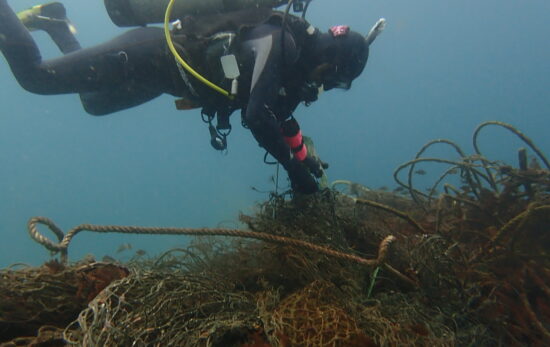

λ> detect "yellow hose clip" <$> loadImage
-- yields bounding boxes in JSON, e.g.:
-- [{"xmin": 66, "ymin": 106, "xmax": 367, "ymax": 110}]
[{"xmin": 163, "ymin": 0, "xmax": 233, "ymax": 99}]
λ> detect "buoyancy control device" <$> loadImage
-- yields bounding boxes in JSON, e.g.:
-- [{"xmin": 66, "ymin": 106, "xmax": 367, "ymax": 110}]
[{"xmin": 101, "ymin": 0, "xmax": 324, "ymax": 152}]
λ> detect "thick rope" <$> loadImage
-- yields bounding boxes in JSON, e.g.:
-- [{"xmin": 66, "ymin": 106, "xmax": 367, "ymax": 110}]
[
  {"xmin": 354, "ymin": 199, "xmax": 426, "ymax": 234},
  {"xmin": 406, "ymin": 139, "xmax": 469, "ymax": 205},
  {"xmin": 393, "ymin": 157, "xmax": 495, "ymax": 202},
  {"xmin": 27, "ymin": 216, "xmax": 395, "ymax": 267},
  {"xmin": 473, "ymin": 121, "xmax": 550, "ymax": 170},
  {"xmin": 491, "ymin": 205, "xmax": 550, "ymax": 245}
]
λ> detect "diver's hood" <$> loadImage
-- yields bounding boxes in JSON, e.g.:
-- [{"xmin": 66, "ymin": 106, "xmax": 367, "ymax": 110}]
[{"xmin": 311, "ymin": 18, "xmax": 386, "ymax": 90}]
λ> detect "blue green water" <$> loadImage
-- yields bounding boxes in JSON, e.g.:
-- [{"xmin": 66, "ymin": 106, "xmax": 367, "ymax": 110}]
[{"xmin": 1, "ymin": 0, "xmax": 549, "ymax": 267}]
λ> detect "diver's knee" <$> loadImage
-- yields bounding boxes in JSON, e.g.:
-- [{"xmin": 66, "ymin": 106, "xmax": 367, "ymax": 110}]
[
  {"xmin": 82, "ymin": 104, "xmax": 110, "ymax": 116},
  {"xmin": 16, "ymin": 75, "xmax": 50, "ymax": 95},
  {"xmin": 80, "ymin": 100, "xmax": 111, "ymax": 116},
  {"xmin": 79, "ymin": 92, "xmax": 118, "ymax": 116}
]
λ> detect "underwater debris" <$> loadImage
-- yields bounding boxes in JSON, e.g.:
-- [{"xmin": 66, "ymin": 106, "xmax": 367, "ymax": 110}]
[
  {"xmin": 0, "ymin": 261, "xmax": 128, "ymax": 345},
  {"xmin": 392, "ymin": 121, "xmax": 550, "ymax": 345},
  {"xmin": 414, "ymin": 169, "xmax": 427, "ymax": 175},
  {"xmin": 1, "ymin": 325, "xmax": 66, "ymax": 347},
  {"xmin": 63, "ymin": 271, "xmax": 260, "ymax": 346},
  {"xmin": 2, "ymin": 120, "xmax": 548, "ymax": 346},
  {"xmin": 26, "ymin": 215, "xmax": 394, "ymax": 267},
  {"xmin": 260, "ymin": 281, "xmax": 373, "ymax": 346}
]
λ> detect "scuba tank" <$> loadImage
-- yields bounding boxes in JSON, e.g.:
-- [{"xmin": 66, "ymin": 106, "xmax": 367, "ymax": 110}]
[{"xmin": 104, "ymin": 0, "xmax": 288, "ymax": 27}]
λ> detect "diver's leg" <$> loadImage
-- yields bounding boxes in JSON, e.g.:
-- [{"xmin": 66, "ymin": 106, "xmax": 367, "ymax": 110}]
[
  {"xmin": 17, "ymin": 2, "xmax": 81, "ymax": 54},
  {"xmin": 43, "ymin": 18, "xmax": 80, "ymax": 54},
  {"xmin": 1, "ymin": 0, "xmax": 172, "ymax": 114},
  {"xmin": 79, "ymin": 88, "xmax": 163, "ymax": 116},
  {"xmin": 76, "ymin": 26, "xmax": 177, "ymax": 115},
  {"xmin": 15, "ymin": 2, "xmax": 146, "ymax": 114},
  {"xmin": 0, "ymin": 0, "xmax": 43, "ymax": 92}
]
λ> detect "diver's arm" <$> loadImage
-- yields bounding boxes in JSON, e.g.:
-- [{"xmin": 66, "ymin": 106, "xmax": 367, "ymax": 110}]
[
  {"xmin": 281, "ymin": 117, "xmax": 307, "ymax": 161},
  {"xmin": 242, "ymin": 24, "xmax": 293, "ymax": 164},
  {"xmin": 281, "ymin": 117, "xmax": 327, "ymax": 178},
  {"xmin": 242, "ymin": 24, "xmax": 318, "ymax": 193}
]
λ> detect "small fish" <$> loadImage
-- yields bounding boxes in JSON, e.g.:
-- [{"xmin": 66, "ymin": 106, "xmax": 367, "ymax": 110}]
[
  {"xmin": 251, "ymin": 186, "xmax": 269, "ymax": 193},
  {"xmin": 102, "ymin": 255, "xmax": 117, "ymax": 263},
  {"xmin": 378, "ymin": 186, "xmax": 389, "ymax": 191},
  {"xmin": 135, "ymin": 249, "xmax": 147, "ymax": 257},
  {"xmin": 116, "ymin": 243, "xmax": 133, "ymax": 253},
  {"xmin": 460, "ymin": 185, "xmax": 471, "ymax": 192},
  {"xmin": 414, "ymin": 169, "xmax": 427, "ymax": 175},
  {"xmin": 529, "ymin": 157, "xmax": 541, "ymax": 170},
  {"xmin": 393, "ymin": 186, "xmax": 405, "ymax": 192}
]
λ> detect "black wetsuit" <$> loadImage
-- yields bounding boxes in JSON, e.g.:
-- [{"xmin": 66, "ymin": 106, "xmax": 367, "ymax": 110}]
[
  {"xmin": 0, "ymin": 4, "xmax": 183, "ymax": 115},
  {"xmin": 0, "ymin": 1, "xmax": 320, "ymax": 192}
]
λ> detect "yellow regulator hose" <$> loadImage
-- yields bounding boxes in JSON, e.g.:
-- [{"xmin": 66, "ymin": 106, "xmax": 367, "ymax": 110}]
[{"xmin": 163, "ymin": 0, "xmax": 231, "ymax": 98}]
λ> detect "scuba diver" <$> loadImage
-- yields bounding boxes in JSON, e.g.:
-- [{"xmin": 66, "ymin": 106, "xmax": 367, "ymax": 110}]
[{"xmin": 0, "ymin": 0, "xmax": 385, "ymax": 194}]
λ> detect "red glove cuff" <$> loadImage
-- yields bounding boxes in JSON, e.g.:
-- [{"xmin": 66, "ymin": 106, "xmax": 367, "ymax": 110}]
[
  {"xmin": 284, "ymin": 130, "xmax": 303, "ymax": 148},
  {"xmin": 284, "ymin": 130, "xmax": 308, "ymax": 161},
  {"xmin": 293, "ymin": 143, "xmax": 308, "ymax": 161}
]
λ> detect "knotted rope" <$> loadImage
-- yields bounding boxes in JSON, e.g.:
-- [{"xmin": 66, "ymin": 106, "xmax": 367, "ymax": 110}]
[{"xmin": 27, "ymin": 216, "xmax": 395, "ymax": 267}]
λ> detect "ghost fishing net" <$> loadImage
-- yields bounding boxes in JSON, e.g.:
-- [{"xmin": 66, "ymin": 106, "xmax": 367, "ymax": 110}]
[
  {"xmin": 390, "ymin": 121, "xmax": 550, "ymax": 345},
  {"xmin": 64, "ymin": 271, "xmax": 259, "ymax": 346},
  {"xmin": 1, "ymin": 121, "xmax": 548, "ymax": 346},
  {"xmin": 0, "ymin": 261, "xmax": 129, "ymax": 345},
  {"xmin": 62, "ymin": 236, "xmax": 453, "ymax": 347}
]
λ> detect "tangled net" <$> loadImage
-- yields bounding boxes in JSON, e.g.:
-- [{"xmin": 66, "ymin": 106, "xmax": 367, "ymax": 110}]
[
  {"xmin": 391, "ymin": 121, "xmax": 550, "ymax": 345},
  {"xmin": 64, "ymin": 271, "xmax": 259, "ymax": 346},
  {"xmin": 260, "ymin": 281, "xmax": 371, "ymax": 346},
  {"xmin": 1, "ymin": 121, "xmax": 548, "ymax": 346},
  {"xmin": 0, "ymin": 261, "xmax": 128, "ymax": 345}
]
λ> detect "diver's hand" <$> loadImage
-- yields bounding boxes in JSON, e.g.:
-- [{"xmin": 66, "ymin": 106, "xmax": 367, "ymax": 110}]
[
  {"xmin": 284, "ymin": 158, "xmax": 319, "ymax": 194},
  {"xmin": 302, "ymin": 155, "xmax": 329, "ymax": 178}
]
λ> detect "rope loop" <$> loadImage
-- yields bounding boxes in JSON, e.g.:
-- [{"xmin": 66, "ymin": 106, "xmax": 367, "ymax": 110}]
[{"xmin": 27, "ymin": 216, "xmax": 67, "ymax": 253}]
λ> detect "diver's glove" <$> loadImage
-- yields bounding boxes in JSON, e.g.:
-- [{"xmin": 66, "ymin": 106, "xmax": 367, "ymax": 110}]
[
  {"xmin": 302, "ymin": 154, "xmax": 329, "ymax": 178},
  {"xmin": 284, "ymin": 158, "xmax": 319, "ymax": 194}
]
